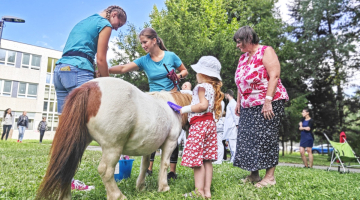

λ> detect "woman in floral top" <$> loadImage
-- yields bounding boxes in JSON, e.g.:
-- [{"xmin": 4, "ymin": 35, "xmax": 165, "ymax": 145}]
[{"xmin": 232, "ymin": 26, "xmax": 289, "ymax": 188}]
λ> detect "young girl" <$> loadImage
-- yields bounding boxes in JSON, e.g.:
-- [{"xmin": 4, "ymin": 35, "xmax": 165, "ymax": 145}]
[{"xmin": 180, "ymin": 56, "xmax": 224, "ymax": 199}]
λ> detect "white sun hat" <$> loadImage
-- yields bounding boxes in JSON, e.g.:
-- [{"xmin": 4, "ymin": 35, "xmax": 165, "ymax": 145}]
[{"xmin": 191, "ymin": 56, "xmax": 222, "ymax": 81}]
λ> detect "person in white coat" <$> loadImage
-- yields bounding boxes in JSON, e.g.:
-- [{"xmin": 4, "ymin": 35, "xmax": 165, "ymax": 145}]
[{"xmin": 223, "ymin": 89, "xmax": 239, "ymax": 162}]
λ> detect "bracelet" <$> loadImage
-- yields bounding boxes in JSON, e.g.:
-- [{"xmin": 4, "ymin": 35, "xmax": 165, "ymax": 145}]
[
  {"xmin": 265, "ymin": 96, "xmax": 273, "ymax": 100},
  {"xmin": 181, "ymin": 105, "xmax": 192, "ymax": 113}
]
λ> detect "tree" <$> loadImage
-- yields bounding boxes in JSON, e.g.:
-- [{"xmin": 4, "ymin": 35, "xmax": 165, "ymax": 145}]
[
  {"xmin": 149, "ymin": 0, "xmax": 289, "ymax": 93},
  {"xmin": 289, "ymin": 0, "xmax": 360, "ymax": 137}
]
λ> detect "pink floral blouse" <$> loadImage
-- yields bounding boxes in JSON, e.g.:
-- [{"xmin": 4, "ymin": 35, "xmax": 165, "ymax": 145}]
[{"xmin": 235, "ymin": 46, "xmax": 289, "ymax": 108}]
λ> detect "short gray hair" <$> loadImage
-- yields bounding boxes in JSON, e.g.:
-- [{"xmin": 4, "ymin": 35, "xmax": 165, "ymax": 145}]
[{"xmin": 233, "ymin": 26, "xmax": 259, "ymax": 45}]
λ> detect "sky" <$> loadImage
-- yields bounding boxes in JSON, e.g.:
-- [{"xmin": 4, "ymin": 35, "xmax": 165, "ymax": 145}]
[
  {"xmin": 0, "ymin": 0, "xmax": 292, "ymax": 52},
  {"xmin": 0, "ymin": 0, "xmax": 166, "ymax": 51}
]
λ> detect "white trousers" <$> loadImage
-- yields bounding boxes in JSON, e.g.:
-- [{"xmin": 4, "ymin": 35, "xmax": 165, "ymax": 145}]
[
  {"xmin": 229, "ymin": 139, "xmax": 237, "ymax": 162},
  {"xmin": 178, "ymin": 129, "xmax": 187, "ymax": 146},
  {"xmin": 215, "ymin": 131, "xmax": 224, "ymax": 163}
]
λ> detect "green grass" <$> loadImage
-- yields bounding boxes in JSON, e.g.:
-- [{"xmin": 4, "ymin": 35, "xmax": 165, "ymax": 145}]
[
  {"xmin": 7, "ymin": 139, "xmax": 101, "ymax": 146},
  {"xmin": 1, "ymin": 140, "xmax": 360, "ymax": 199}
]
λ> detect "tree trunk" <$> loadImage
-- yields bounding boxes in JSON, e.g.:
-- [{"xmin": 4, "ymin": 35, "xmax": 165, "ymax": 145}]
[{"xmin": 282, "ymin": 138, "xmax": 285, "ymax": 156}]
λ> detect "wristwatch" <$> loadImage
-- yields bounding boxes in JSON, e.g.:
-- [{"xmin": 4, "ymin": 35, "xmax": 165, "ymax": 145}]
[{"xmin": 180, "ymin": 74, "xmax": 183, "ymax": 79}]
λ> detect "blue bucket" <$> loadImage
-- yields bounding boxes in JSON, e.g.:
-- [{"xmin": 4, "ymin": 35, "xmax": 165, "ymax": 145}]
[{"xmin": 114, "ymin": 159, "xmax": 134, "ymax": 181}]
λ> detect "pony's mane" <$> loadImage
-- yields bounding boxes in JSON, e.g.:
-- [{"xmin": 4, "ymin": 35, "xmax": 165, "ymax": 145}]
[{"xmin": 147, "ymin": 91, "xmax": 192, "ymax": 127}]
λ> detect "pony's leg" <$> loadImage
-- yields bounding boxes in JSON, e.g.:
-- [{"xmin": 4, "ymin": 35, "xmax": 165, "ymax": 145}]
[
  {"xmin": 136, "ymin": 155, "xmax": 150, "ymax": 191},
  {"xmin": 98, "ymin": 147, "xmax": 126, "ymax": 200},
  {"xmin": 158, "ymin": 139, "xmax": 177, "ymax": 192}
]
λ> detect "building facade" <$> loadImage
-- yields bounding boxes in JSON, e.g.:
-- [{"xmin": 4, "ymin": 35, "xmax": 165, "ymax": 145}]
[{"xmin": 0, "ymin": 39, "xmax": 62, "ymax": 140}]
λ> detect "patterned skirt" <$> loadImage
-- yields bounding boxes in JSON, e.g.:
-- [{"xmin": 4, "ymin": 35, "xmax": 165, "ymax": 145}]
[
  {"xmin": 181, "ymin": 119, "xmax": 217, "ymax": 168},
  {"xmin": 233, "ymin": 100, "xmax": 284, "ymax": 171}
]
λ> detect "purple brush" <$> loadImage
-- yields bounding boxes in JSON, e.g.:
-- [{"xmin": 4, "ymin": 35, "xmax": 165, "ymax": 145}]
[{"xmin": 167, "ymin": 101, "xmax": 182, "ymax": 114}]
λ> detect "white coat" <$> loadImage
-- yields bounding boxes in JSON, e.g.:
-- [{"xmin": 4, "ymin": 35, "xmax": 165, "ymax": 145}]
[{"xmin": 223, "ymin": 99, "xmax": 239, "ymax": 140}]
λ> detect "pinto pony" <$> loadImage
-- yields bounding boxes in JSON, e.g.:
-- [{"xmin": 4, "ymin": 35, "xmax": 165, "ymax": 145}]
[{"xmin": 36, "ymin": 77, "xmax": 192, "ymax": 200}]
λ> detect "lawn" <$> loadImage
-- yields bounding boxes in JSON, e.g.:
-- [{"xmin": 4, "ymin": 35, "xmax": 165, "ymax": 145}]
[{"xmin": 1, "ymin": 140, "xmax": 360, "ymax": 199}]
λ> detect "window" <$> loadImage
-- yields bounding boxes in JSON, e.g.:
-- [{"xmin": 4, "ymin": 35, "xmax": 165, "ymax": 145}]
[
  {"xmin": 0, "ymin": 79, "xmax": 12, "ymax": 96},
  {"xmin": 17, "ymin": 82, "xmax": 38, "ymax": 98},
  {"xmin": 21, "ymin": 53, "xmax": 41, "ymax": 70},
  {"xmin": 43, "ymin": 102, "xmax": 48, "ymax": 112},
  {"xmin": 0, "ymin": 49, "xmax": 16, "ymax": 66}
]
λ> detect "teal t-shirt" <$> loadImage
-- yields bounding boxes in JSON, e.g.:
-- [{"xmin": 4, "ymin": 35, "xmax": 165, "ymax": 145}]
[
  {"xmin": 56, "ymin": 14, "xmax": 112, "ymax": 72},
  {"xmin": 133, "ymin": 51, "xmax": 182, "ymax": 92}
]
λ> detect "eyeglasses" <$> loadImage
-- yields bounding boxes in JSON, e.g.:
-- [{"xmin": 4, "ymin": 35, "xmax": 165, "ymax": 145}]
[{"xmin": 235, "ymin": 40, "xmax": 243, "ymax": 44}]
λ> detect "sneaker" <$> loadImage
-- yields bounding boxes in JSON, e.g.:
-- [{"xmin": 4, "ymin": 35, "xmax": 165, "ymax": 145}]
[
  {"xmin": 146, "ymin": 169, "xmax": 153, "ymax": 176},
  {"xmin": 213, "ymin": 161, "xmax": 222, "ymax": 165},
  {"xmin": 71, "ymin": 179, "xmax": 95, "ymax": 191},
  {"xmin": 17, "ymin": 140, "xmax": 19, "ymax": 142},
  {"xmin": 167, "ymin": 171, "xmax": 177, "ymax": 180}
]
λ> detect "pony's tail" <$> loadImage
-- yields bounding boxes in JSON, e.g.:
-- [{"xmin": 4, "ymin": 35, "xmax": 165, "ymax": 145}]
[{"xmin": 36, "ymin": 82, "xmax": 99, "ymax": 200}]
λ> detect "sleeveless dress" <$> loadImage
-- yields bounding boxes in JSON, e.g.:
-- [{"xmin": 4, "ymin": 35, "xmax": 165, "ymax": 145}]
[
  {"xmin": 233, "ymin": 46, "xmax": 289, "ymax": 171},
  {"xmin": 300, "ymin": 119, "xmax": 314, "ymax": 148}
]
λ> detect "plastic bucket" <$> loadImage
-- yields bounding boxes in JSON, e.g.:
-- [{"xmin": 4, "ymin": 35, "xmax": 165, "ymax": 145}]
[{"xmin": 114, "ymin": 159, "xmax": 135, "ymax": 181}]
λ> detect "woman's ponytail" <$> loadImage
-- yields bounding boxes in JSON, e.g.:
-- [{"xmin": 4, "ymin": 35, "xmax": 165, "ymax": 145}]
[{"xmin": 157, "ymin": 37, "xmax": 168, "ymax": 51}]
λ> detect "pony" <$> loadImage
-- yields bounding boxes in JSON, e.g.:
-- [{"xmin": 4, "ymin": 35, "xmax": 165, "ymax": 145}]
[{"xmin": 36, "ymin": 77, "xmax": 192, "ymax": 200}]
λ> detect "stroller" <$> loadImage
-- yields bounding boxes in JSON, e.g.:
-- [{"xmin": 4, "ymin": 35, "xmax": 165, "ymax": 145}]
[{"xmin": 324, "ymin": 133, "xmax": 360, "ymax": 173}]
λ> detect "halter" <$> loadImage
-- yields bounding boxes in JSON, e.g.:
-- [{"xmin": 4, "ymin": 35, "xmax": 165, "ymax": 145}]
[{"xmin": 163, "ymin": 64, "xmax": 181, "ymax": 91}]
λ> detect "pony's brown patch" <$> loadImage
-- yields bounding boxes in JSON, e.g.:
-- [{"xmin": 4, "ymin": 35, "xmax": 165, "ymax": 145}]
[
  {"xmin": 86, "ymin": 82, "xmax": 102, "ymax": 122},
  {"xmin": 171, "ymin": 91, "xmax": 192, "ymax": 128},
  {"xmin": 36, "ymin": 81, "xmax": 101, "ymax": 200}
]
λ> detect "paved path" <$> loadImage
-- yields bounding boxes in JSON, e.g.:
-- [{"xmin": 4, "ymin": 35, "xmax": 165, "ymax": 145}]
[
  {"xmin": 86, "ymin": 146, "xmax": 360, "ymax": 173},
  {"xmin": 277, "ymin": 162, "xmax": 360, "ymax": 173}
]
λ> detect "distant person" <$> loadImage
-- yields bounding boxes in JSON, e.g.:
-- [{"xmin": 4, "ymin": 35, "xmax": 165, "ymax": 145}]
[
  {"xmin": 299, "ymin": 108, "xmax": 314, "ymax": 168},
  {"xmin": 54, "ymin": 5, "xmax": 127, "ymax": 191},
  {"xmin": 233, "ymin": 26, "xmax": 289, "ymax": 188},
  {"xmin": 1, "ymin": 108, "xmax": 13, "ymax": 141},
  {"xmin": 181, "ymin": 81, "xmax": 192, "ymax": 94},
  {"xmin": 17, "ymin": 111, "xmax": 29, "ymax": 143},
  {"xmin": 37, "ymin": 117, "xmax": 48, "ymax": 144},
  {"xmin": 223, "ymin": 89, "xmax": 239, "ymax": 163}
]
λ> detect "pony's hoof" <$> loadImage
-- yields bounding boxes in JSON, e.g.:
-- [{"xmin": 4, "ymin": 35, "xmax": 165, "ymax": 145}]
[{"xmin": 158, "ymin": 185, "xmax": 170, "ymax": 192}]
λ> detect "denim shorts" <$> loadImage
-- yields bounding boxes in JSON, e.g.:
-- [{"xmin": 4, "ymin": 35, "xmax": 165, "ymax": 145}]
[{"xmin": 53, "ymin": 64, "xmax": 94, "ymax": 114}]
